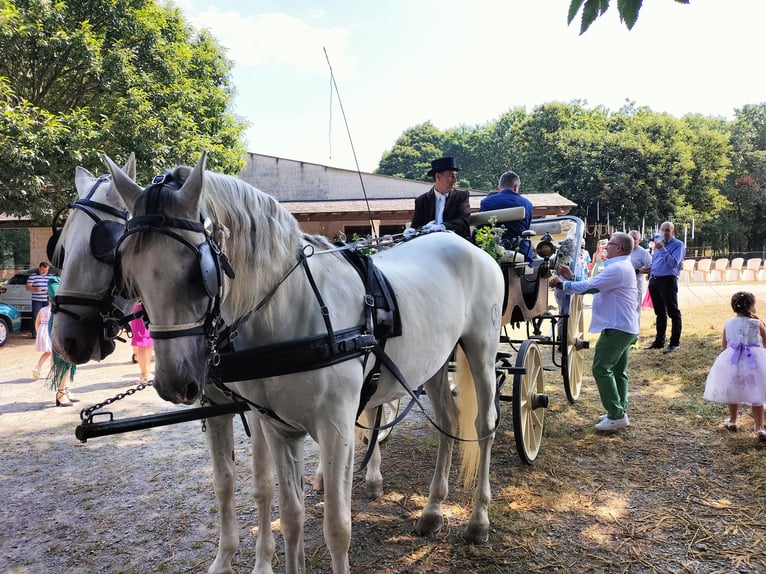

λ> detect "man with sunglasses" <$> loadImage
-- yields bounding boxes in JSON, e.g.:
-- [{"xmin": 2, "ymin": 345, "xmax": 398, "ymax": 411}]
[{"xmin": 550, "ymin": 232, "xmax": 638, "ymax": 431}]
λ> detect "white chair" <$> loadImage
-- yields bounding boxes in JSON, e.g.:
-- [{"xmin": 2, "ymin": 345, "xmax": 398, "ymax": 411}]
[
  {"xmin": 679, "ymin": 259, "xmax": 696, "ymax": 283},
  {"xmin": 692, "ymin": 258, "xmax": 713, "ymax": 282},
  {"xmin": 708, "ymin": 258, "xmax": 728, "ymax": 282},
  {"xmin": 742, "ymin": 258, "xmax": 762, "ymax": 281},
  {"xmin": 725, "ymin": 257, "xmax": 744, "ymax": 282}
]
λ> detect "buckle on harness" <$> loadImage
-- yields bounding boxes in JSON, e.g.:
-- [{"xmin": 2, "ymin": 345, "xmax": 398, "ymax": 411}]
[
  {"xmin": 357, "ymin": 333, "xmax": 377, "ymax": 351},
  {"xmin": 364, "ymin": 294, "xmax": 375, "ymax": 308}
]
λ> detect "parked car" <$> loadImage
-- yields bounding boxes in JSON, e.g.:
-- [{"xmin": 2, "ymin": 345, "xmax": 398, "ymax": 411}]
[
  {"xmin": 0, "ymin": 301, "xmax": 22, "ymax": 346},
  {"xmin": 0, "ymin": 267, "xmax": 61, "ymax": 321}
]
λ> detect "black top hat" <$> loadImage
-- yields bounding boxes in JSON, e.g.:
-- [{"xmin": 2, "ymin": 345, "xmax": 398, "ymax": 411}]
[{"xmin": 427, "ymin": 156, "xmax": 461, "ymax": 177}]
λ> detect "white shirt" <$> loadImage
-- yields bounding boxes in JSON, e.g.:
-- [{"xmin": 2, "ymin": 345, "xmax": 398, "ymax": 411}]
[
  {"xmin": 562, "ymin": 255, "xmax": 639, "ymax": 335},
  {"xmin": 630, "ymin": 244, "xmax": 652, "ymax": 292},
  {"xmin": 434, "ymin": 191, "xmax": 447, "ymax": 225}
]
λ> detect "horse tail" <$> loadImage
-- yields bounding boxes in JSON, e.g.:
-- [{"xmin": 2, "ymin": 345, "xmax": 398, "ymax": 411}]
[{"xmin": 456, "ymin": 345, "xmax": 481, "ymax": 491}]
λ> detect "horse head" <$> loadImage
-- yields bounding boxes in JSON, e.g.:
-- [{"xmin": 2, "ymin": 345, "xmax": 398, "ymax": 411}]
[
  {"xmin": 107, "ymin": 152, "xmax": 215, "ymax": 405},
  {"xmin": 51, "ymin": 154, "xmax": 136, "ymax": 363}
]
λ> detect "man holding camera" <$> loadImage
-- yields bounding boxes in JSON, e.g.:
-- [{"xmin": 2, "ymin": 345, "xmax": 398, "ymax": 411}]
[{"xmin": 645, "ymin": 221, "xmax": 685, "ymax": 353}]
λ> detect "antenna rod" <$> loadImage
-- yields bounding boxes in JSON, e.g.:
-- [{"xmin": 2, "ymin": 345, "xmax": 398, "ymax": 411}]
[{"xmin": 323, "ymin": 47, "xmax": 377, "ymax": 238}]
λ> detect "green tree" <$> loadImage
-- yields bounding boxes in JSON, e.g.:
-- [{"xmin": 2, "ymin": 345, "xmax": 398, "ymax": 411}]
[
  {"xmin": 567, "ymin": 0, "xmax": 691, "ymax": 35},
  {"xmin": 376, "ymin": 122, "xmax": 448, "ymax": 180},
  {"xmin": 0, "ymin": 0, "xmax": 248, "ymax": 223}
]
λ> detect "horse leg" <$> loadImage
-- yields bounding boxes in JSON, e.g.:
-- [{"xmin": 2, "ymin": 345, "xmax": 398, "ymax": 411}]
[
  {"xmin": 414, "ymin": 364, "xmax": 455, "ymax": 536},
  {"xmin": 316, "ymin": 418, "xmax": 354, "ymax": 574},
  {"xmin": 459, "ymin": 344, "xmax": 498, "ymax": 544},
  {"xmin": 205, "ymin": 414, "xmax": 240, "ymax": 574},
  {"xmin": 318, "ymin": 407, "xmax": 384, "ymax": 500},
  {"xmin": 358, "ymin": 407, "xmax": 383, "ymax": 499},
  {"xmin": 249, "ymin": 416, "xmax": 277, "ymax": 574},
  {"xmin": 262, "ymin": 427, "xmax": 307, "ymax": 573},
  {"xmin": 310, "ymin": 453, "xmax": 324, "ymax": 493}
]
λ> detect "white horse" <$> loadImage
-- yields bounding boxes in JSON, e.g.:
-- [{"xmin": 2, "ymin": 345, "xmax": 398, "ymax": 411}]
[
  {"xmin": 50, "ymin": 157, "xmax": 397, "ymax": 573},
  {"xmin": 51, "ymin": 155, "xmax": 137, "ymax": 363},
  {"xmin": 105, "ymin": 152, "xmax": 504, "ymax": 574}
]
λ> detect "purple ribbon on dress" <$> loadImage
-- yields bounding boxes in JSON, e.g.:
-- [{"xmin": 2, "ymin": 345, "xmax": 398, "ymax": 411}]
[{"xmin": 729, "ymin": 342, "xmax": 758, "ymax": 369}]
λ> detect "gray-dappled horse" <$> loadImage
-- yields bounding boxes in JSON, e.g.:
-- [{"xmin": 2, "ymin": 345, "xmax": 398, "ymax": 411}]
[{"xmin": 105, "ymin": 152, "xmax": 504, "ymax": 574}]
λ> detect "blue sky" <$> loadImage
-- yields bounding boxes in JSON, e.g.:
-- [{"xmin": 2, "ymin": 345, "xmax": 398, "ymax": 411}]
[{"xmin": 176, "ymin": 0, "xmax": 766, "ymax": 173}]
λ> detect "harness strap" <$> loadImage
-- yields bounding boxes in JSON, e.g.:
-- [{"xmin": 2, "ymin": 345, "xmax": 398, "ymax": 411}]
[
  {"xmin": 211, "ymin": 326, "xmax": 375, "ymax": 382},
  {"xmin": 370, "ymin": 344, "xmax": 501, "ymax": 443},
  {"xmin": 299, "ymin": 250, "xmax": 336, "ymax": 350}
]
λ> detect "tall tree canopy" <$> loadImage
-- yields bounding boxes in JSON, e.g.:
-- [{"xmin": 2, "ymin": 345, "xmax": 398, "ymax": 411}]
[
  {"xmin": 0, "ymin": 0, "xmax": 248, "ymax": 222},
  {"xmin": 375, "ymin": 101, "xmax": 766, "ymax": 254}
]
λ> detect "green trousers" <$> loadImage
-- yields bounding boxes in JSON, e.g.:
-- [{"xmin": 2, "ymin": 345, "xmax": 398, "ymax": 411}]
[{"xmin": 592, "ymin": 329, "xmax": 637, "ymax": 420}]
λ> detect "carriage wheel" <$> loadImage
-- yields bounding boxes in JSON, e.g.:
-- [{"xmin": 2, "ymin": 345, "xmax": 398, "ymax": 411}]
[
  {"xmin": 512, "ymin": 340, "xmax": 547, "ymax": 464},
  {"xmin": 562, "ymin": 293, "xmax": 586, "ymax": 404},
  {"xmin": 376, "ymin": 399, "xmax": 400, "ymax": 443}
]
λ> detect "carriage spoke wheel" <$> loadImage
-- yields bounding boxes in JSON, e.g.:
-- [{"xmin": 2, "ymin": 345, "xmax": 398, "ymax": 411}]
[
  {"xmin": 562, "ymin": 293, "xmax": 586, "ymax": 404},
  {"xmin": 376, "ymin": 399, "xmax": 400, "ymax": 443},
  {"xmin": 512, "ymin": 340, "xmax": 547, "ymax": 464}
]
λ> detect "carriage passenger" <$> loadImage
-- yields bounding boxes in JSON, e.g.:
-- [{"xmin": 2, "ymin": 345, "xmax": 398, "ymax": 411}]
[
  {"xmin": 479, "ymin": 171, "xmax": 533, "ymax": 261},
  {"xmin": 410, "ymin": 156, "xmax": 471, "ymax": 239}
]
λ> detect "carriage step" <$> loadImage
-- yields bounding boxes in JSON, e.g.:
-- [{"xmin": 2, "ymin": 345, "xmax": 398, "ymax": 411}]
[{"xmin": 542, "ymin": 365, "xmax": 558, "ymax": 372}]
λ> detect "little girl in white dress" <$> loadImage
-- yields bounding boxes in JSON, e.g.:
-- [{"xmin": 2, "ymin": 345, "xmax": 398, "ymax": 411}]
[{"xmin": 704, "ymin": 291, "xmax": 766, "ymax": 440}]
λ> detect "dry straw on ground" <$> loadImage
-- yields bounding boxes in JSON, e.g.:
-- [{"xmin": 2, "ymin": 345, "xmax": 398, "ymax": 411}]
[{"xmin": 2, "ymin": 283, "xmax": 766, "ymax": 573}]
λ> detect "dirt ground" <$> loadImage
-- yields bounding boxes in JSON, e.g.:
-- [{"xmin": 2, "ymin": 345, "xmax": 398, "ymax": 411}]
[{"xmin": 2, "ymin": 283, "xmax": 766, "ymax": 573}]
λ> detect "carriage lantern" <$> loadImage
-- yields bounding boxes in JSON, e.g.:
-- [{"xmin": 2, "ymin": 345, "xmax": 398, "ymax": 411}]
[{"xmin": 535, "ymin": 232, "xmax": 556, "ymax": 260}]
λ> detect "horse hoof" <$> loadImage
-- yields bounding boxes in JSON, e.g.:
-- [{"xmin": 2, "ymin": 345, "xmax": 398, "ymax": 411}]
[
  {"xmin": 366, "ymin": 481, "xmax": 383, "ymax": 500},
  {"xmin": 463, "ymin": 523, "xmax": 490, "ymax": 544},
  {"xmin": 414, "ymin": 513, "xmax": 443, "ymax": 536}
]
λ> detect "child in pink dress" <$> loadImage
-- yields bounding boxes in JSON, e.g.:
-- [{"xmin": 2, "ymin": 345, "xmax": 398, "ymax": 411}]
[
  {"xmin": 130, "ymin": 302, "xmax": 153, "ymax": 382},
  {"xmin": 703, "ymin": 291, "xmax": 766, "ymax": 440}
]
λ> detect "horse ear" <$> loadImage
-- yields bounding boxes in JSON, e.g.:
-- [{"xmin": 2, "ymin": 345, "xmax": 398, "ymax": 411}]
[
  {"xmin": 74, "ymin": 166, "xmax": 95, "ymax": 197},
  {"xmin": 103, "ymin": 153, "xmax": 143, "ymax": 210},
  {"xmin": 178, "ymin": 151, "xmax": 207, "ymax": 209},
  {"xmin": 122, "ymin": 152, "xmax": 137, "ymax": 181}
]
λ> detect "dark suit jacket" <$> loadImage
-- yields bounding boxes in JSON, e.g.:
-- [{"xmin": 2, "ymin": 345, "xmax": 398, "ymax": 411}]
[{"xmin": 411, "ymin": 187, "xmax": 471, "ymax": 239}]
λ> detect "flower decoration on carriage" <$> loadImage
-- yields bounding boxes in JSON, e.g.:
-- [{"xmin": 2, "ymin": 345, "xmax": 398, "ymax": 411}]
[
  {"xmin": 474, "ymin": 217, "xmax": 518, "ymax": 264},
  {"xmin": 554, "ymin": 237, "xmax": 575, "ymax": 267}
]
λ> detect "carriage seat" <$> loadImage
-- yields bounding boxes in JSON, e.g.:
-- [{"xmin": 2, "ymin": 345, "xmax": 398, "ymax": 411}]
[
  {"xmin": 530, "ymin": 220, "xmax": 563, "ymax": 236},
  {"xmin": 469, "ymin": 206, "xmax": 526, "ymax": 227}
]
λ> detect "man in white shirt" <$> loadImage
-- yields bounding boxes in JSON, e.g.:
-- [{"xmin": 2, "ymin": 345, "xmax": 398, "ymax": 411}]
[{"xmin": 550, "ymin": 232, "xmax": 639, "ymax": 431}]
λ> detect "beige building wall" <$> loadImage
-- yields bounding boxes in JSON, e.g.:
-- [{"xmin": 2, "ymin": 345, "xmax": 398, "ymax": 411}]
[
  {"xmin": 238, "ymin": 153, "xmax": 431, "ymax": 201},
  {"xmin": 30, "ymin": 227, "xmax": 51, "ymax": 269}
]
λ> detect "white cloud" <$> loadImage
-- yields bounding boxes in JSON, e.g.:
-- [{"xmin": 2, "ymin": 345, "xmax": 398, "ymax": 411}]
[{"xmin": 188, "ymin": 8, "xmax": 354, "ymax": 78}]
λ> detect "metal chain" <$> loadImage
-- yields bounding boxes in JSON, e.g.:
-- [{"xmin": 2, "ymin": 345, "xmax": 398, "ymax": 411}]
[{"xmin": 80, "ymin": 380, "xmax": 154, "ymax": 423}]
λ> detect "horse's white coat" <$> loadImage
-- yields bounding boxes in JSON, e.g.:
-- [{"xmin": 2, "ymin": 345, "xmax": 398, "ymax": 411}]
[{"xmin": 106, "ymin": 152, "xmax": 505, "ymax": 574}]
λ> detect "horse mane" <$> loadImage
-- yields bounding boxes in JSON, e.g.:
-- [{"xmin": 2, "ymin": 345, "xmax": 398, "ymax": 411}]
[{"xmin": 122, "ymin": 166, "xmax": 332, "ymax": 323}]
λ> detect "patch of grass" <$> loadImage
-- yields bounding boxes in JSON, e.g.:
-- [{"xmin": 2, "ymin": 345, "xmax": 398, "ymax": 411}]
[{"xmin": 329, "ymin": 292, "xmax": 766, "ymax": 573}]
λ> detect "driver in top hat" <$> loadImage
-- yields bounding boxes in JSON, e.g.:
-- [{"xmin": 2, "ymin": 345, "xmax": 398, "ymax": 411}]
[{"xmin": 410, "ymin": 157, "xmax": 470, "ymax": 239}]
